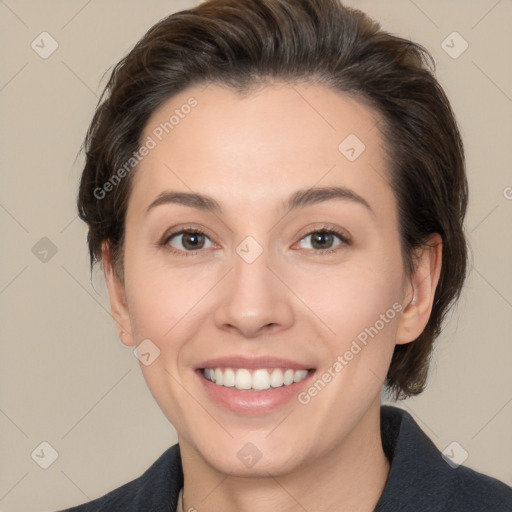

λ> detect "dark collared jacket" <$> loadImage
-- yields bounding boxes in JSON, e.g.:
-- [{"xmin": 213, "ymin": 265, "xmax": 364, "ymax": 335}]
[{"xmin": 58, "ymin": 406, "xmax": 512, "ymax": 511}]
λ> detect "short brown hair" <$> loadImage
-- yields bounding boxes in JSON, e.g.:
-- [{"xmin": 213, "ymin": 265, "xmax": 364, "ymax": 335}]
[{"xmin": 78, "ymin": 0, "xmax": 468, "ymax": 399}]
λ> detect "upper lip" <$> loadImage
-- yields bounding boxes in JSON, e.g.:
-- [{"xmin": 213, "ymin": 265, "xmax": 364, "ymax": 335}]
[{"xmin": 196, "ymin": 356, "xmax": 315, "ymax": 371}]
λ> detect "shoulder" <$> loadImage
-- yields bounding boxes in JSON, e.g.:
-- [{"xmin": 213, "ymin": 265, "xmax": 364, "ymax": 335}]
[
  {"xmin": 56, "ymin": 444, "xmax": 183, "ymax": 512},
  {"xmin": 450, "ymin": 463, "xmax": 512, "ymax": 511},
  {"xmin": 377, "ymin": 406, "xmax": 512, "ymax": 512}
]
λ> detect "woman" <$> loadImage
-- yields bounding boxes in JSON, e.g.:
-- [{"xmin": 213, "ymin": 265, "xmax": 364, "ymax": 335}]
[{"xmin": 60, "ymin": 0, "xmax": 512, "ymax": 510}]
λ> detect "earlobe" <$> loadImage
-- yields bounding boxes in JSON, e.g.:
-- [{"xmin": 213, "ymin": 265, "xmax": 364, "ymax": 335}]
[
  {"xmin": 395, "ymin": 234, "xmax": 443, "ymax": 345},
  {"xmin": 101, "ymin": 242, "xmax": 134, "ymax": 347}
]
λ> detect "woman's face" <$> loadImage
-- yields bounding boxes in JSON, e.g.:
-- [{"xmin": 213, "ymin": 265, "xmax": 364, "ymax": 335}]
[{"xmin": 108, "ymin": 82, "xmax": 417, "ymax": 476}]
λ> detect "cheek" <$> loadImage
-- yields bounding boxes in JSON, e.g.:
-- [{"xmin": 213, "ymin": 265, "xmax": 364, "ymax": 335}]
[
  {"xmin": 301, "ymin": 256, "xmax": 403, "ymax": 336},
  {"xmin": 122, "ymin": 255, "xmax": 209, "ymax": 430},
  {"xmin": 123, "ymin": 252, "xmax": 213, "ymax": 341}
]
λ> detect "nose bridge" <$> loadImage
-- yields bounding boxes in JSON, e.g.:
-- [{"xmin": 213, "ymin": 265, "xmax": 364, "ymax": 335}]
[
  {"xmin": 233, "ymin": 241, "xmax": 273, "ymax": 299},
  {"xmin": 213, "ymin": 236, "xmax": 294, "ymax": 337}
]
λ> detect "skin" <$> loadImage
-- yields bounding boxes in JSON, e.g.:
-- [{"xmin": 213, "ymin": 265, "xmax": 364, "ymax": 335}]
[{"xmin": 103, "ymin": 82, "xmax": 442, "ymax": 512}]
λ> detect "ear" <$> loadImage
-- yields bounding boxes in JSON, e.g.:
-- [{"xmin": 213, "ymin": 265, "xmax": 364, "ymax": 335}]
[
  {"xmin": 395, "ymin": 233, "xmax": 442, "ymax": 345},
  {"xmin": 101, "ymin": 241, "xmax": 134, "ymax": 347}
]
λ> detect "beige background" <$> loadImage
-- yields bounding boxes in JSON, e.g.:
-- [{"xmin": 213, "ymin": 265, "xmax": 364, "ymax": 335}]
[{"xmin": 0, "ymin": 0, "xmax": 511, "ymax": 510}]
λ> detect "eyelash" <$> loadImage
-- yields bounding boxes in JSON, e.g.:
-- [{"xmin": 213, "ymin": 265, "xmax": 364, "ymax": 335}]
[{"xmin": 160, "ymin": 225, "xmax": 351, "ymax": 258}]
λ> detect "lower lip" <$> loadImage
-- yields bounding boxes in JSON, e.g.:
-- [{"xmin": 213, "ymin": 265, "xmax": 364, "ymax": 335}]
[{"xmin": 196, "ymin": 369, "xmax": 315, "ymax": 416}]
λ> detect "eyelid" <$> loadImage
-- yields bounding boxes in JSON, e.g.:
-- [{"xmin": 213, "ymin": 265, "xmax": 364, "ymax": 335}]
[
  {"xmin": 291, "ymin": 230, "xmax": 349, "ymax": 256},
  {"xmin": 160, "ymin": 224, "xmax": 215, "ymax": 245},
  {"xmin": 295, "ymin": 223, "xmax": 352, "ymax": 245}
]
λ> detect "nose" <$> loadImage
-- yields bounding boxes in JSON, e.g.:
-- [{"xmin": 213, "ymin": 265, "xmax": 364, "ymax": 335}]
[{"xmin": 213, "ymin": 245, "xmax": 295, "ymax": 339}]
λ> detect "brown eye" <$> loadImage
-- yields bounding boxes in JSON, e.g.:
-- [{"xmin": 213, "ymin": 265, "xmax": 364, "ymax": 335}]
[
  {"xmin": 297, "ymin": 228, "xmax": 350, "ymax": 253},
  {"xmin": 164, "ymin": 229, "xmax": 214, "ymax": 254}
]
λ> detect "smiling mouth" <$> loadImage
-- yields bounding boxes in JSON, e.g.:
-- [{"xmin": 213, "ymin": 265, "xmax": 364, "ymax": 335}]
[{"xmin": 200, "ymin": 367, "xmax": 314, "ymax": 392}]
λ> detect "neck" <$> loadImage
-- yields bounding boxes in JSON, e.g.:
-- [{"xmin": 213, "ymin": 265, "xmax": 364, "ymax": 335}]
[{"xmin": 179, "ymin": 399, "xmax": 389, "ymax": 512}]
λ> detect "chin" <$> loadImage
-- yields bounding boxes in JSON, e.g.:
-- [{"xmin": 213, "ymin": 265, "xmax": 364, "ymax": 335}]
[{"xmin": 200, "ymin": 444, "xmax": 306, "ymax": 478}]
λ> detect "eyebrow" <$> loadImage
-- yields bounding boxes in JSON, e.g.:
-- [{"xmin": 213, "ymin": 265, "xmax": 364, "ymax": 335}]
[{"xmin": 145, "ymin": 186, "xmax": 374, "ymax": 216}]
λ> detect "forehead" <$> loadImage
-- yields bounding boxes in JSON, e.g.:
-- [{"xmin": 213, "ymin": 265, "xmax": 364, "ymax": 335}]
[{"xmin": 128, "ymin": 82, "xmax": 394, "ymax": 221}]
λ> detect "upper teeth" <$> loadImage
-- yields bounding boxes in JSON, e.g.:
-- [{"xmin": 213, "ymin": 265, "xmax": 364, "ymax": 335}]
[{"xmin": 203, "ymin": 368, "xmax": 309, "ymax": 391}]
